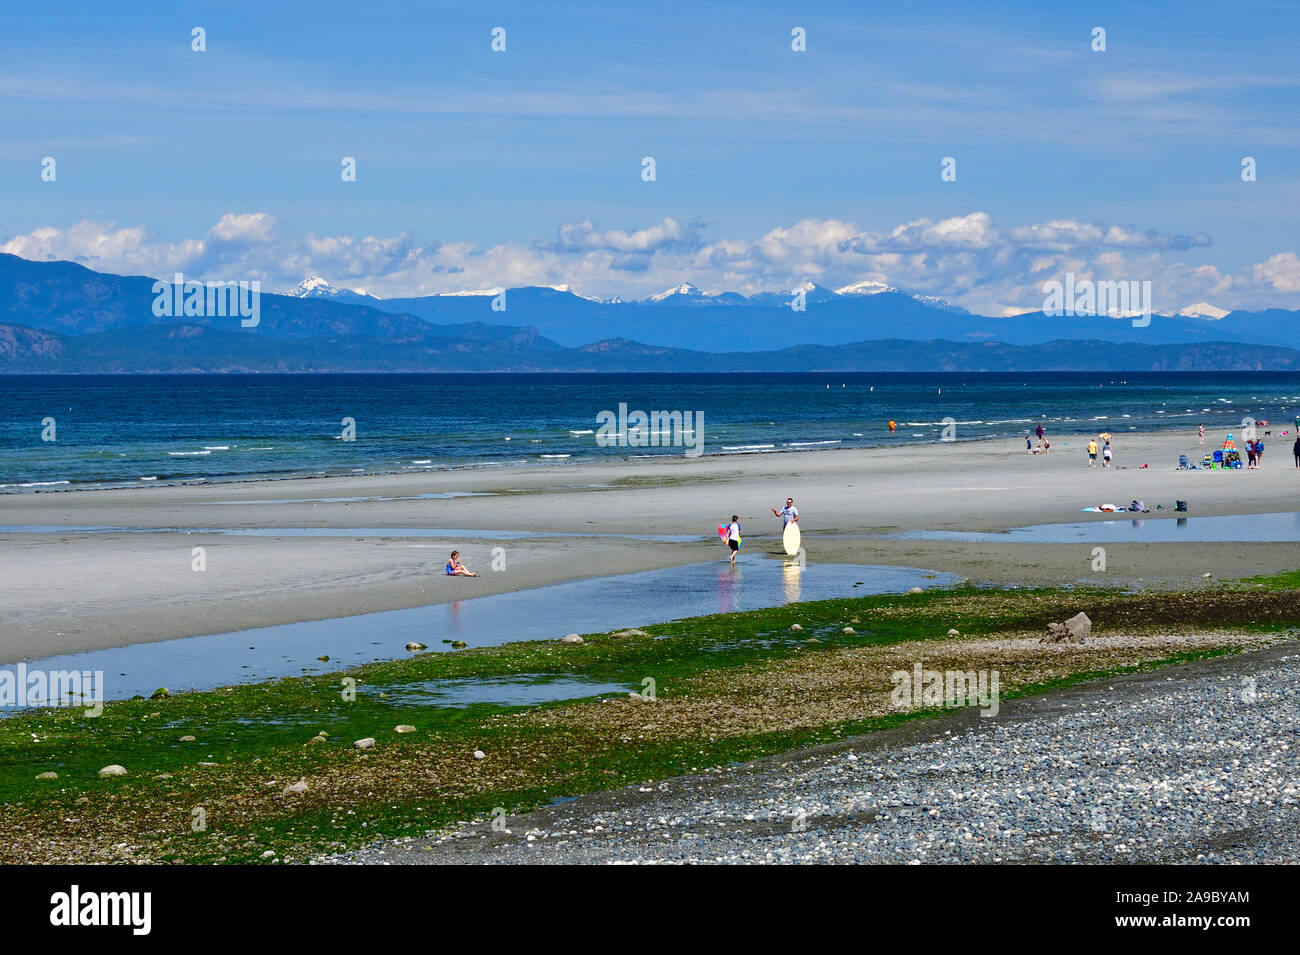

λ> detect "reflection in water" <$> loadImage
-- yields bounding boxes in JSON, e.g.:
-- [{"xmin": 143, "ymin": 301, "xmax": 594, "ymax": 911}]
[
  {"xmin": 1177, "ymin": 518, "xmax": 1188, "ymax": 527},
  {"xmin": 2, "ymin": 558, "xmax": 955, "ymax": 705},
  {"xmin": 783, "ymin": 562, "xmax": 802, "ymax": 603},
  {"xmin": 717, "ymin": 563, "xmax": 741, "ymax": 614}
]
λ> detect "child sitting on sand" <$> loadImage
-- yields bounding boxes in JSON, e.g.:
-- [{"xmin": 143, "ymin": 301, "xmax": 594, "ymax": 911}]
[{"xmin": 445, "ymin": 550, "xmax": 478, "ymax": 577}]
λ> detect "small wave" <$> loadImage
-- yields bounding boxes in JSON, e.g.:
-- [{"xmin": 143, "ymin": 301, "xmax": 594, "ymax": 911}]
[
  {"xmin": 540, "ymin": 454, "xmax": 572, "ymax": 459},
  {"xmin": 569, "ymin": 429, "xmax": 595, "ymax": 436},
  {"xmin": 722, "ymin": 444, "xmax": 776, "ymax": 451},
  {"xmin": 203, "ymin": 446, "xmax": 231, "ymax": 451},
  {"xmin": 168, "ymin": 450, "xmax": 211, "ymax": 457},
  {"xmin": 412, "ymin": 459, "xmax": 432, "ymax": 465},
  {"xmin": 784, "ymin": 440, "xmax": 841, "ymax": 448},
  {"xmin": 139, "ymin": 476, "xmax": 158, "ymax": 481}
]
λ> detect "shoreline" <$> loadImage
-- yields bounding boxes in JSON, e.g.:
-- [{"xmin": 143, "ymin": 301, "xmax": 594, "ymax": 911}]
[
  {"xmin": 1, "ymin": 414, "xmax": 1280, "ymax": 497},
  {"xmin": 3, "ymin": 429, "xmax": 1298, "ymax": 664}
]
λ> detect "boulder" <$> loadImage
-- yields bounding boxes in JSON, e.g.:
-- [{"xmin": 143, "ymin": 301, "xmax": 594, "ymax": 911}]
[
  {"xmin": 1043, "ymin": 611, "xmax": 1091, "ymax": 644},
  {"xmin": 405, "ymin": 642, "xmax": 427, "ymax": 651},
  {"xmin": 98, "ymin": 764, "xmax": 127, "ymax": 777},
  {"xmin": 353, "ymin": 737, "xmax": 376, "ymax": 750},
  {"xmin": 395, "ymin": 725, "xmax": 416, "ymax": 734},
  {"xmin": 560, "ymin": 634, "xmax": 584, "ymax": 645}
]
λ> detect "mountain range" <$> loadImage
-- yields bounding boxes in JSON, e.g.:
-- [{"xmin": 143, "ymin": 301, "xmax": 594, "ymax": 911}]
[{"xmin": 2, "ymin": 253, "xmax": 1298, "ymax": 373}]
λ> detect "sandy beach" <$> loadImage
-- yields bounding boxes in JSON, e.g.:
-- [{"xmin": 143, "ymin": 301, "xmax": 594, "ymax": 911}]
[{"xmin": 2, "ymin": 428, "xmax": 1297, "ymax": 663}]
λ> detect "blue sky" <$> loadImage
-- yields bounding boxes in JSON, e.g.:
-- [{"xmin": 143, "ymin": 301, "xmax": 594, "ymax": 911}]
[{"xmin": 1, "ymin": 0, "xmax": 1298, "ymax": 314}]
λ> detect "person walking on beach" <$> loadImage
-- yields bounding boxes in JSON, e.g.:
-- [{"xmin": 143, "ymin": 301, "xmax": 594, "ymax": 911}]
[
  {"xmin": 1036, "ymin": 424, "xmax": 1045, "ymax": 442},
  {"xmin": 445, "ymin": 550, "xmax": 478, "ymax": 577},
  {"xmin": 1087, "ymin": 438, "xmax": 1098, "ymax": 468},
  {"xmin": 1247, "ymin": 439, "xmax": 1258, "ymax": 469},
  {"xmin": 725, "ymin": 515, "xmax": 741, "ymax": 566},
  {"xmin": 1256, "ymin": 436, "xmax": 1264, "ymax": 468},
  {"xmin": 1102, "ymin": 440, "xmax": 1112, "ymax": 468},
  {"xmin": 1198, "ymin": 423, "xmax": 1205, "ymax": 446},
  {"xmin": 772, "ymin": 498, "xmax": 799, "ymax": 527},
  {"xmin": 1292, "ymin": 435, "xmax": 1300, "ymax": 468}
]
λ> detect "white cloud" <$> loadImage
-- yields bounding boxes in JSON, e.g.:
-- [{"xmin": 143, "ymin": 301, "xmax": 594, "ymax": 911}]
[{"xmin": 3, "ymin": 212, "xmax": 1297, "ymax": 314}]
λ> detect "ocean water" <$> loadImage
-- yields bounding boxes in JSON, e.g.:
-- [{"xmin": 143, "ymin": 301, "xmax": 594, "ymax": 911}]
[{"xmin": 2, "ymin": 372, "xmax": 1299, "ymax": 492}]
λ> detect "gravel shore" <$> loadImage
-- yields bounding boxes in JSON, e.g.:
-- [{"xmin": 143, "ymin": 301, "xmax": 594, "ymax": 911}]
[{"xmin": 331, "ymin": 640, "xmax": 1300, "ymax": 864}]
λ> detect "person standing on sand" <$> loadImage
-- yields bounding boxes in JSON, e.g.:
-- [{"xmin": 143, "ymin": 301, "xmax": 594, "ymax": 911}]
[
  {"xmin": 1102, "ymin": 440, "xmax": 1112, "ymax": 468},
  {"xmin": 1247, "ymin": 439, "xmax": 1258, "ymax": 469},
  {"xmin": 1036, "ymin": 424, "xmax": 1045, "ymax": 442},
  {"xmin": 445, "ymin": 550, "xmax": 478, "ymax": 577},
  {"xmin": 1256, "ymin": 436, "xmax": 1264, "ymax": 468},
  {"xmin": 725, "ymin": 515, "xmax": 741, "ymax": 566},
  {"xmin": 1198, "ymin": 423, "xmax": 1205, "ymax": 446},
  {"xmin": 1292, "ymin": 435, "xmax": 1300, "ymax": 468},
  {"xmin": 772, "ymin": 498, "xmax": 799, "ymax": 527},
  {"xmin": 1087, "ymin": 438, "xmax": 1098, "ymax": 468}
]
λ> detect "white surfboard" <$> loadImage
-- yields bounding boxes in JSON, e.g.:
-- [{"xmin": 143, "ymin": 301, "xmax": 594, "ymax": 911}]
[{"xmin": 782, "ymin": 521, "xmax": 801, "ymax": 556}]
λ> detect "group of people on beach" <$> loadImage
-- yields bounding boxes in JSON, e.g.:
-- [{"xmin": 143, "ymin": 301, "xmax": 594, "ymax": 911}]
[
  {"xmin": 1086, "ymin": 431, "xmax": 1113, "ymax": 469},
  {"xmin": 1026, "ymin": 423, "xmax": 1051, "ymax": 455},
  {"xmin": 720, "ymin": 497, "xmax": 799, "ymax": 566}
]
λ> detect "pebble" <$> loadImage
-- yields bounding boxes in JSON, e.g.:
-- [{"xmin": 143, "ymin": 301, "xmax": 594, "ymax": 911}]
[
  {"xmin": 473, "ymin": 750, "xmax": 486, "ymax": 760},
  {"xmin": 179, "ymin": 735, "xmax": 196, "ymax": 742},
  {"xmin": 36, "ymin": 771, "xmax": 58, "ymax": 780},
  {"xmin": 98, "ymin": 765, "xmax": 127, "ymax": 777},
  {"xmin": 328, "ymin": 647, "xmax": 1300, "ymax": 866},
  {"xmin": 283, "ymin": 780, "xmax": 309, "ymax": 794},
  {"xmin": 395, "ymin": 725, "xmax": 416, "ymax": 734}
]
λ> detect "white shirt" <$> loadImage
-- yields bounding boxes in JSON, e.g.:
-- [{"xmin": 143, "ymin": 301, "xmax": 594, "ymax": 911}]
[{"xmin": 777, "ymin": 505, "xmax": 798, "ymax": 526}]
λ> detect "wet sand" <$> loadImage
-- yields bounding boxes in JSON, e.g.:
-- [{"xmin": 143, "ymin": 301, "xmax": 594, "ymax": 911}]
[{"xmin": 2, "ymin": 429, "xmax": 1297, "ymax": 663}]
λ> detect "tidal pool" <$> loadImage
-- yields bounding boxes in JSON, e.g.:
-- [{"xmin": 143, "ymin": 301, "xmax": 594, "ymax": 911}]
[
  {"xmin": 2, "ymin": 557, "xmax": 954, "ymax": 708},
  {"xmin": 890, "ymin": 511, "xmax": 1300, "ymax": 544}
]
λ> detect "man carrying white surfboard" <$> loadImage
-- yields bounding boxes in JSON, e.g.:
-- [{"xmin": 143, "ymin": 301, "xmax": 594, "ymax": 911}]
[{"xmin": 772, "ymin": 498, "xmax": 801, "ymax": 556}]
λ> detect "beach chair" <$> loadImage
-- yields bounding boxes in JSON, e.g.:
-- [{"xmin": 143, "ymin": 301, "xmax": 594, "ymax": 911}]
[{"xmin": 1212, "ymin": 449, "xmax": 1224, "ymax": 465}]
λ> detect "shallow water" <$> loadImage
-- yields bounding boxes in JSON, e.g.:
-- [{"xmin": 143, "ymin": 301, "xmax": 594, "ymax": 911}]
[
  {"xmin": 362, "ymin": 675, "xmax": 633, "ymax": 708},
  {"xmin": 0, "ymin": 524, "xmax": 698, "ymax": 543},
  {"xmin": 1, "ymin": 557, "xmax": 955, "ymax": 709},
  {"xmin": 892, "ymin": 510, "xmax": 1300, "ymax": 543}
]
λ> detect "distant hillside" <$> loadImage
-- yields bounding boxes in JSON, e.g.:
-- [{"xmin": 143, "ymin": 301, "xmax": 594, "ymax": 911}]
[
  {"xmin": 3, "ymin": 321, "xmax": 1297, "ymax": 374},
  {"xmin": 2, "ymin": 253, "xmax": 1298, "ymax": 372}
]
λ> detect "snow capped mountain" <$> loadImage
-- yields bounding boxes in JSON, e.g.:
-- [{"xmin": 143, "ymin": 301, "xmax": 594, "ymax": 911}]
[
  {"xmin": 1176, "ymin": 302, "xmax": 1231, "ymax": 320},
  {"xmin": 911, "ymin": 294, "xmax": 969, "ymax": 315},
  {"xmin": 834, "ymin": 280, "xmax": 898, "ymax": 297},
  {"xmin": 649, "ymin": 282, "xmax": 707, "ymax": 302},
  {"xmin": 288, "ymin": 276, "xmax": 378, "ymax": 303},
  {"xmin": 746, "ymin": 281, "xmax": 841, "ymax": 307}
]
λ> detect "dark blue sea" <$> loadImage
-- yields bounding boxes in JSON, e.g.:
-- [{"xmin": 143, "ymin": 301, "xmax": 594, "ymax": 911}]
[{"xmin": 2, "ymin": 372, "xmax": 1298, "ymax": 492}]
